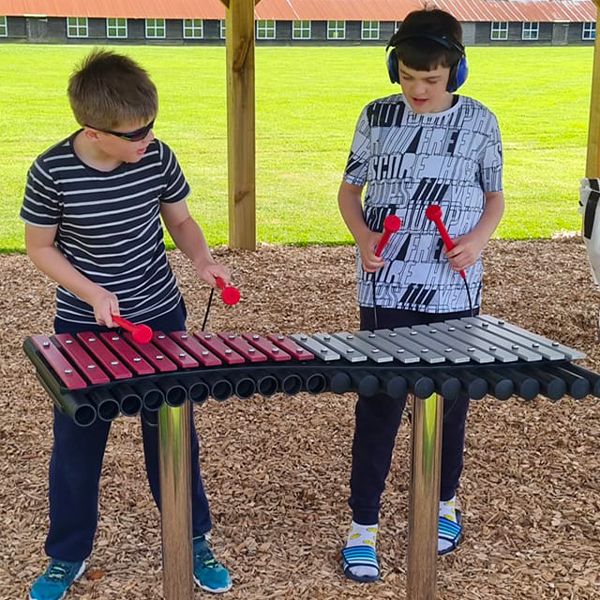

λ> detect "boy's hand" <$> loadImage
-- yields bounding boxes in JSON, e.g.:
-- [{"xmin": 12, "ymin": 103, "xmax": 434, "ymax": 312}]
[
  {"xmin": 89, "ymin": 288, "xmax": 120, "ymax": 328},
  {"xmin": 358, "ymin": 231, "xmax": 386, "ymax": 273},
  {"xmin": 445, "ymin": 231, "xmax": 487, "ymax": 272},
  {"xmin": 195, "ymin": 260, "xmax": 232, "ymax": 288}
]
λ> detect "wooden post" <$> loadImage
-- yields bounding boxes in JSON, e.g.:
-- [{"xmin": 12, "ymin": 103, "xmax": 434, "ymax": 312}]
[
  {"xmin": 587, "ymin": 4, "xmax": 600, "ymax": 177},
  {"xmin": 220, "ymin": 0, "xmax": 259, "ymax": 250}
]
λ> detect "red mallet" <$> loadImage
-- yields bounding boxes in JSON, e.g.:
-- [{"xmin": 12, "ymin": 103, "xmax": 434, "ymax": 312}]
[
  {"xmin": 425, "ymin": 204, "xmax": 466, "ymax": 280},
  {"xmin": 112, "ymin": 315, "xmax": 154, "ymax": 344},
  {"xmin": 215, "ymin": 277, "xmax": 241, "ymax": 306},
  {"xmin": 374, "ymin": 214, "xmax": 402, "ymax": 257}
]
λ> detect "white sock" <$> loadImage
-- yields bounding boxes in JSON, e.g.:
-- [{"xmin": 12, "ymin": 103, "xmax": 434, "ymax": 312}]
[
  {"xmin": 345, "ymin": 521, "xmax": 378, "ymax": 579},
  {"xmin": 438, "ymin": 496, "xmax": 458, "ymax": 554}
]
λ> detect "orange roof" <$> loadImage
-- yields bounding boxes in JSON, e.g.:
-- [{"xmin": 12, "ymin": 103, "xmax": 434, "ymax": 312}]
[
  {"xmin": 0, "ymin": 1, "xmax": 226, "ymax": 19},
  {"xmin": 0, "ymin": 0, "xmax": 596, "ymax": 22}
]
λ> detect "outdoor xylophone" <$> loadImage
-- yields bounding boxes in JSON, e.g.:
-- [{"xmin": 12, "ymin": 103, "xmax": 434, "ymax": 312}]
[
  {"xmin": 22, "ymin": 314, "xmax": 600, "ymax": 600},
  {"xmin": 23, "ymin": 315, "xmax": 600, "ymax": 426}
]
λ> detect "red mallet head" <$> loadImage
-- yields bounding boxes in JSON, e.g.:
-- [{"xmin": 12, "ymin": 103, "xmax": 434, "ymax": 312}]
[
  {"xmin": 374, "ymin": 214, "xmax": 403, "ymax": 257},
  {"xmin": 131, "ymin": 324, "xmax": 154, "ymax": 344},
  {"xmin": 215, "ymin": 277, "xmax": 241, "ymax": 306},
  {"xmin": 384, "ymin": 214, "xmax": 402, "ymax": 233},
  {"xmin": 425, "ymin": 204, "xmax": 442, "ymax": 222},
  {"xmin": 112, "ymin": 315, "xmax": 154, "ymax": 344},
  {"xmin": 221, "ymin": 286, "xmax": 241, "ymax": 306}
]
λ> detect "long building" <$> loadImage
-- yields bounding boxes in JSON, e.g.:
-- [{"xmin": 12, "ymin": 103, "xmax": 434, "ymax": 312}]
[{"xmin": 0, "ymin": 0, "xmax": 596, "ymax": 45}]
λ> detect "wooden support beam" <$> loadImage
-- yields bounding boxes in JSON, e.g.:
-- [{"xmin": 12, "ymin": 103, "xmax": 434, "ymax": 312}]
[
  {"xmin": 587, "ymin": 4, "xmax": 600, "ymax": 176},
  {"xmin": 225, "ymin": 0, "xmax": 256, "ymax": 249}
]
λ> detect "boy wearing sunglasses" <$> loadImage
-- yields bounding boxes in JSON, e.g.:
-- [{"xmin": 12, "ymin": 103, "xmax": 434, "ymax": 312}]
[{"xmin": 21, "ymin": 50, "xmax": 233, "ymax": 599}]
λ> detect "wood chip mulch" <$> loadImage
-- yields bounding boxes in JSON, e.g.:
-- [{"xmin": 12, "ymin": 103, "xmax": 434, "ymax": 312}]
[{"xmin": 0, "ymin": 237, "xmax": 599, "ymax": 600}]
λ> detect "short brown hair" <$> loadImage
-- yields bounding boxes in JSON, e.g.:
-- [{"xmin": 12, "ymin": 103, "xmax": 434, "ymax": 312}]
[
  {"xmin": 67, "ymin": 49, "xmax": 158, "ymax": 129},
  {"xmin": 391, "ymin": 9, "xmax": 463, "ymax": 71}
]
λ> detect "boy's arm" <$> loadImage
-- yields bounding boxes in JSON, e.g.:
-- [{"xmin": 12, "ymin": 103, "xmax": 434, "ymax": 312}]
[
  {"xmin": 25, "ymin": 224, "xmax": 120, "ymax": 326},
  {"xmin": 445, "ymin": 191, "xmax": 504, "ymax": 272},
  {"xmin": 160, "ymin": 200, "xmax": 231, "ymax": 286},
  {"xmin": 338, "ymin": 181, "xmax": 384, "ymax": 272}
]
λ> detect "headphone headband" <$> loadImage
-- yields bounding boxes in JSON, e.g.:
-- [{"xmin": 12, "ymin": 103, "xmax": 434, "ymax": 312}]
[{"xmin": 387, "ymin": 32, "xmax": 465, "ymax": 56}]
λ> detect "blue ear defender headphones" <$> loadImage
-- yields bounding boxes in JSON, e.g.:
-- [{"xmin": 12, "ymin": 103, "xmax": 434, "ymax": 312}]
[{"xmin": 386, "ymin": 32, "xmax": 469, "ymax": 92}]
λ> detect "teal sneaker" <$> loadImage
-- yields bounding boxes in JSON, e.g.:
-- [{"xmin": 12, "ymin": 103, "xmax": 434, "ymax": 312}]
[
  {"xmin": 29, "ymin": 559, "xmax": 86, "ymax": 600},
  {"xmin": 193, "ymin": 536, "xmax": 232, "ymax": 594}
]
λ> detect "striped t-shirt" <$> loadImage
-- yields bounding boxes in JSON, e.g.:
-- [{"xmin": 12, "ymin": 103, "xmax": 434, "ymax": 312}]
[{"xmin": 20, "ymin": 134, "xmax": 190, "ymax": 325}]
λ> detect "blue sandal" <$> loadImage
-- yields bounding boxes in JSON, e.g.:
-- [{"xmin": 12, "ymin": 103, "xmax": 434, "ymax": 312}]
[
  {"xmin": 341, "ymin": 545, "xmax": 380, "ymax": 583},
  {"xmin": 438, "ymin": 510, "xmax": 463, "ymax": 556}
]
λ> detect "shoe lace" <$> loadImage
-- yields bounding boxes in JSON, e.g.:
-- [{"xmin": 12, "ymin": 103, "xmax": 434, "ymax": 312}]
[
  {"xmin": 194, "ymin": 544, "xmax": 218, "ymax": 569},
  {"xmin": 46, "ymin": 562, "xmax": 71, "ymax": 582}
]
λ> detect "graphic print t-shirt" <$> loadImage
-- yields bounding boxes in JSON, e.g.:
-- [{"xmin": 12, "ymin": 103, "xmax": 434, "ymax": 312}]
[
  {"xmin": 344, "ymin": 94, "xmax": 503, "ymax": 313},
  {"xmin": 20, "ymin": 135, "xmax": 189, "ymax": 325}
]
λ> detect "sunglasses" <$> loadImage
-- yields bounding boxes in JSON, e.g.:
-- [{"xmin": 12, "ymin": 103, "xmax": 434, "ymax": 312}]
[{"xmin": 86, "ymin": 119, "xmax": 155, "ymax": 142}]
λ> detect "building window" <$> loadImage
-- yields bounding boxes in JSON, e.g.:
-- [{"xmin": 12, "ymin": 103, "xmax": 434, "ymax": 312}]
[
  {"xmin": 490, "ymin": 22, "xmax": 509, "ymax": 41},
  {"xmin": 0, "ymin": 16, "xmax": 7, "ymax": 37},
  {"xmin": 256, "ymin": 20, "xmax": 276, "ymax": 40},
  {"xmin": 583, "ymin": 22, "xmax": 596, "ymax": 41},
  {"xmin": 106, "ymin": 18, "xmax": 127, "ymax": 39},
  {"xmin": 292, "ymin": 20, "xmax": 311, "ymax": 40},
  {"xmin": 66, "ymin": 17, "xmax": 88, "ymax": 38},
  {"xmin": 145, "ymin": 18, "xmax": 166, "ymax": 39},
  {"xmin": 220, "ymin": 20, "xmax": 226, "ymax": 39},
  {"xmin": 183, "ymin": 19, "xmax": 203, "ymax": 39},
  {"xmin": 327, "ymin": 20, "xmax": 346, "ymax": 40},
  {"xmin": 362, "ymin": 21, "xmax": 380, "ymax": 40},
  {"xmin": 522, "ymin": 22, "xmax": 539, "ymax": 40}
]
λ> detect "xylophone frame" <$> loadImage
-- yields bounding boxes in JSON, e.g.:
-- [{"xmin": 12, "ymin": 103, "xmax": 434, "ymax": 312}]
[{"xmin": 23, "ymin": 316, "xmax": 600, "ymax": 600}]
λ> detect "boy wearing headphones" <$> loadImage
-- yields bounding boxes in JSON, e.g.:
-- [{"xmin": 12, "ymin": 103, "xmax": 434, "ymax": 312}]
[{"xmin": 338, "ymin": 8, "xmax": 504, "ymax": 582}]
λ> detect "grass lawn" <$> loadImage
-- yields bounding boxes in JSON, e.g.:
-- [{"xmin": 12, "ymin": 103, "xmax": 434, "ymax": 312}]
[{"xmin": 0, "ymin": 44, "xmax": 592, "ymax": 251}]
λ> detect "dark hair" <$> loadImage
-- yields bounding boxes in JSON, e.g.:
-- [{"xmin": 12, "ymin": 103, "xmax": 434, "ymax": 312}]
[
  {"xmin": 390, "ymin": 9, "xmax": 464, "ymax": 71},
  {"xmin": 68, "ymin": 49, "xmax": 158, "ymax": 129}
]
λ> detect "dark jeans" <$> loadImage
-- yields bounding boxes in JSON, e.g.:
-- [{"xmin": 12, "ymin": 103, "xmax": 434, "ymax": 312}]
[
  {"xmin": 349, "ymin": 306, "xmax": 477, "ymax": 525},
  {"xmin": 46, "ymin": 301, "xmax": 212, "ymax": 562}
]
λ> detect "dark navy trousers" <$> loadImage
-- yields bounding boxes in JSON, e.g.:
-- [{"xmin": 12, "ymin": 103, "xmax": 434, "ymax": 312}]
[
  {"xmin": 45, "ymin": 301, "xmax": 212, "ymax": 562},
  {"xmin": 349, "ymin": 306, "xmax": 476, "ymax": 525}
]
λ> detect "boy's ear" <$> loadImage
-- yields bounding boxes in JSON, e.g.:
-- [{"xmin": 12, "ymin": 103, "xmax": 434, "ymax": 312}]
[{"xmin": 83, "ymin": 127, "xmax": 101, "ymax": 141}]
